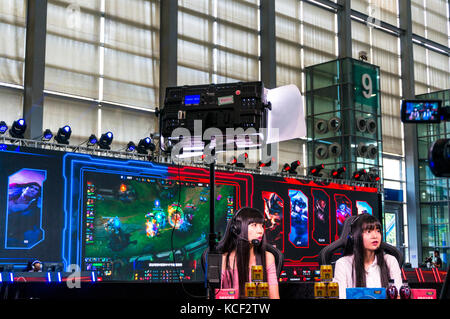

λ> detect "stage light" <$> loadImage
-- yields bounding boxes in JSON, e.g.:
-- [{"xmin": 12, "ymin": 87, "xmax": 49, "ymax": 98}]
[
  {"xmin": 126, "ymin": 141, "xmax": 136, "ymax": 152},
  {"xmin": 9, "ymin": 118, "xmax": 27, "ymax": 139},
  {"xmin": 352, "ymin": 169, "xmax": 368, "ymax": 181},
  {"xmin": 367, "ymin": 168, "xmax": 381, "ymax": 184},
  {"xmin": 0, "ymin": 121, "xmax": 8, "ymax": 135},
  {"xmin": 257, "ymin": 157, "xmax": 275, "ymax": 169},
  {"xmin": 87, "ymin": 134, "xmax": 98, "ymax": 147},
  {"xmin": 137, "ymin": 137, "xmax": 155, "ymax": 154},
  {"xmin": 308, "ymin": 164, "xmax": 325, "ymax": 176},
  {"xmin": 236, "ymin": 153, "xmax": 248, "ymax": 168},
  {"xmin": 42, "ymin": 129, "xmax": 53, "ymax": 141},
  {"xmin": 283, "ymin": 160, "xmax": 301, "ymax": 174},
  {"xmin": 98, "ymin": 131, "xmax": 114, "ymax": 150},
  {"xmin": 282, "ymin": 163, "xmax": 291, "ymax": 173},
  {"xmin": 289, "ymin": 160, "xmax": 301, "ymax": 173},
  {"xmin": 331, "ymin": 166, "xmax": 346, "ymax": 179},
  {"xmin": 55, "ymin": 125, "xmax": 71, "ymax": 144}
]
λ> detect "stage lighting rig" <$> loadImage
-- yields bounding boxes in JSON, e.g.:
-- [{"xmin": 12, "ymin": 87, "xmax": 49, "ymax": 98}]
[
  {"xmin": 235, "ymin": 153, "xmax": 248, "ymax": 168},
  {"xmin": 55, "ymin": 125, "xmax": 71, "ymax": 144},
  {"xmin": 9, "ymin": 118, "xmax": 27, "ymax": 139},
  {"xmin": 98, "ymin": 131, "xmax": 114, "ymax": 150},
  {"xmin": 257, "ymin": 157, "xmax": 275, "ymax": 169},
  {"xmin": 352, "ymin": 169, "xmax": 368, "ymax": 181},
  {"xmin": 0, "ymin": 121, "xmax": 8, "ymax": 134},
  {"xmin": 331, "ymin": 166, "xmax": 346, "ymax": 179},
  {"xmin": 282, "ymin": 163, "xmax": 291, "ymax": 173},
  {"xmin": 87, "ymin": 134, "xmax": 98, "ymax": 147},
  {"xmin": 137, "ymin": 137, "xmax": 156, "ymax": 154},
  {"xmin": 42, "ymin": 129, "xmax": 53, "ymax": 141},
  {"xmin": 308, "ymin": 164, "xmax": 325, "ymax": 177},
  {"xmin": 282, "ymin": 160, "xmax": 301, "ymax": 174},
  {"xmin": 290, "ymin": 160, "xmax": 301, "ymax": 173},
  {"xmin": 367, "ymin": 168, "xmax": 381, "ymax": 184},
  {"xmin": 126, "ymin": 141, "xmax": 136, "ymax": 152}
]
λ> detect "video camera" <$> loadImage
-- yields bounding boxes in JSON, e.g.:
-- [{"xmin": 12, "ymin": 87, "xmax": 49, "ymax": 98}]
[{"xmin": 401, "ymin": 99, "xmax": 450, "ymax": 177}]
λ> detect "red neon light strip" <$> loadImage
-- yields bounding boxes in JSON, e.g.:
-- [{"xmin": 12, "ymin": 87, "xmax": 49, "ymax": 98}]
[
  {"xmin": 279, "ymin": 177, "xmax": 378, "ymax": 193},
  {"xmin": 417, "ymin": 268, "xmax": 425, "ymax": 282}
]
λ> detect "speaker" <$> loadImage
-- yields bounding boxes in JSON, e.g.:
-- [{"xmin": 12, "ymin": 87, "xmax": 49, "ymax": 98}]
[
  {"xmin": 356, "ymin": 117, "xmax": 367, "ymax": 132},
  {"xmin": 356, "ymin": 143, "xmax": 368, "ymax": 158},
  {"xmin": 328, "ymin": 142, "xmax": 342, "ymax": 158},
  {"xmin": 366, "ymin": 144, "xmax": 378, "ymax": 159},
  {"xmin": 366, "ymin": 118, "xmax": 377, "ymax": 134},
  {"xmin": 315, "ymin": 144, "xmax": 329, "ymax": 159},
  {"xmin": 328, "ymin": 117, "xmax": 342, "ymax": 133},
  {"xmin": 315, "ymin": 119, "xmax": 328, "ymax": 135}
]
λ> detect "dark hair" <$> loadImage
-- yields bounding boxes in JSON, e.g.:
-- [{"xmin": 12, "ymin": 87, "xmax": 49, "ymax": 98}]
[
  {"xmin": 217, "ymin": 207, "xmax": 267, "ymax": 298},
  {"xmin": 347, "ymin": 213, "xmax": 390, "ymax": 288}
]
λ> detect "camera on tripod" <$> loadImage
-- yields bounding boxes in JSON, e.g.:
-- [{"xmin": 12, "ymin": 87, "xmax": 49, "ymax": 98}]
[{"xmin": 401, "ymin": 99, "xmax": 450, "ymax": 177}]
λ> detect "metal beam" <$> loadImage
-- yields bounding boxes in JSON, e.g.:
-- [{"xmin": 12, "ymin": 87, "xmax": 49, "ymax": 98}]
[
  {"xmin": 400, "ymin": 0, "xmax": 420, "ymax": 267},
  {"xmin": 260, "ymin": 0, "xmax": 276, "ymax": 89},
  {"xmin": 159, "ymin": 0, "xmax": 178, "ymax": 108},
  {"xmin": 337, "ymin": 0, "xmax": 352, "ymax": 58},
  {"xmin": 23, "ymin": 0, "xmax": 48, "ymax": 140}
]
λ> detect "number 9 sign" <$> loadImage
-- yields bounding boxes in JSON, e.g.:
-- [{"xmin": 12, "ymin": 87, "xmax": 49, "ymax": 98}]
[
  {"xmin": 353, "ymin": 63, "xmax": 379, "ymax": 107},
  {"xmin": 362, "ymin": 73, "xmax": 373, "ymax": 99}
]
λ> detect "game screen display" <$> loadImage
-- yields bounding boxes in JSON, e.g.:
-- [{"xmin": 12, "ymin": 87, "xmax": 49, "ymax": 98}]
[
  {"xmin": 254, "ymin": 175, "xmax": 380, "ymax": 282},
  {"xmin": 82, "ymin": 171, "xmax": 236, "ymax": 282},
  {"xmin": 0, "ymin": 145, "xmax": 381, "ymax": 284}
]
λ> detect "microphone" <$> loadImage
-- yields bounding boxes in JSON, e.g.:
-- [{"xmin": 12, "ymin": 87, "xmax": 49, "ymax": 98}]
[
  {"xmin": 251, "ymin": 239, "xmax": 261, "ymax": 246},
  {"xmin": 235, "ymin": 234, "xmax": 261, "ymax": 247}
]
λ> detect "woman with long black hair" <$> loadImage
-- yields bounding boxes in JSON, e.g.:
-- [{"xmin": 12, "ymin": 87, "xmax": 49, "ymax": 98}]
[
  {"xmin": 333, "ymin": 213, "xmax": 402, "ymax": 299},
  {"xmin": 217, "ymin": 207, "xmax": 280, "ymax": 299}
]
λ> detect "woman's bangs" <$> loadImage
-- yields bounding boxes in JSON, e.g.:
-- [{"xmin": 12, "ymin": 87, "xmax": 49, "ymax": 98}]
[{"xmin": 362, "ymin": 220, "xmax": 381, "ymax": 231}]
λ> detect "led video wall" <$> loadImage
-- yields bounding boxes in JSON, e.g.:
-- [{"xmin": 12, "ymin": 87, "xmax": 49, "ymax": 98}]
[{"xmin": 0, "ymin": 144, "xmax": 379, "ymax": 282}]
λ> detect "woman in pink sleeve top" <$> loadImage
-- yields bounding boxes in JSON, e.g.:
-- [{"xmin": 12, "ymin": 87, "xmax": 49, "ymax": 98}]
[{"xmin": 217, "ymin": 207, "xmax": 280, "ymax": 299}]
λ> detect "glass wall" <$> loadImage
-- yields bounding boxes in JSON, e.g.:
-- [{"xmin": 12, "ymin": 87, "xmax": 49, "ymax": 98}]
[
  {"xmin": 43, "ymin": 0, "xmax": 159, "ymax": 147},
  {"xmin": 416, "ymin": 89, "xmax": 450, "ymax": 268}
]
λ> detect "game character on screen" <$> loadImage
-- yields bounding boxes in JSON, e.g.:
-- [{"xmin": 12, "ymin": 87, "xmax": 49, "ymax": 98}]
[
  {"xmin": 146, "ymin": 218, "xmax": 160, "ymax": 238},
  {"xmin": 332, "ymin": 213, "xmax": 402, "ymax": 299},
  {"xmin": 7, "ymin": 182, "xmax": 43, "ymax": 247},
  {"xmin": 263, "ymin": 192, "xmax": 283, "ymax": 231},
  {"xmin": 217, "ymin": 207, "xmax": 280, "ymax": 299},
  {"xmin": 8, "ymin": 182, "xmax": 41, "ymax": 212},
  {"xmin": 104, "ymin": 216, "xmax": 122, "ymax": 235},
  {"xmin": 336, "ymin": 202, "xmax": 351, "ymax": 226},
  {"xmin": 290, "ymin": 196, "xmax": 308, "ymax": 247},
  {"xmin": 315, "ymin": 199, "xmax": 327, "ymax": 223},
  {"xmin": 104, "ymin": 217, "xmax": 137, "ymax": 251}
]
